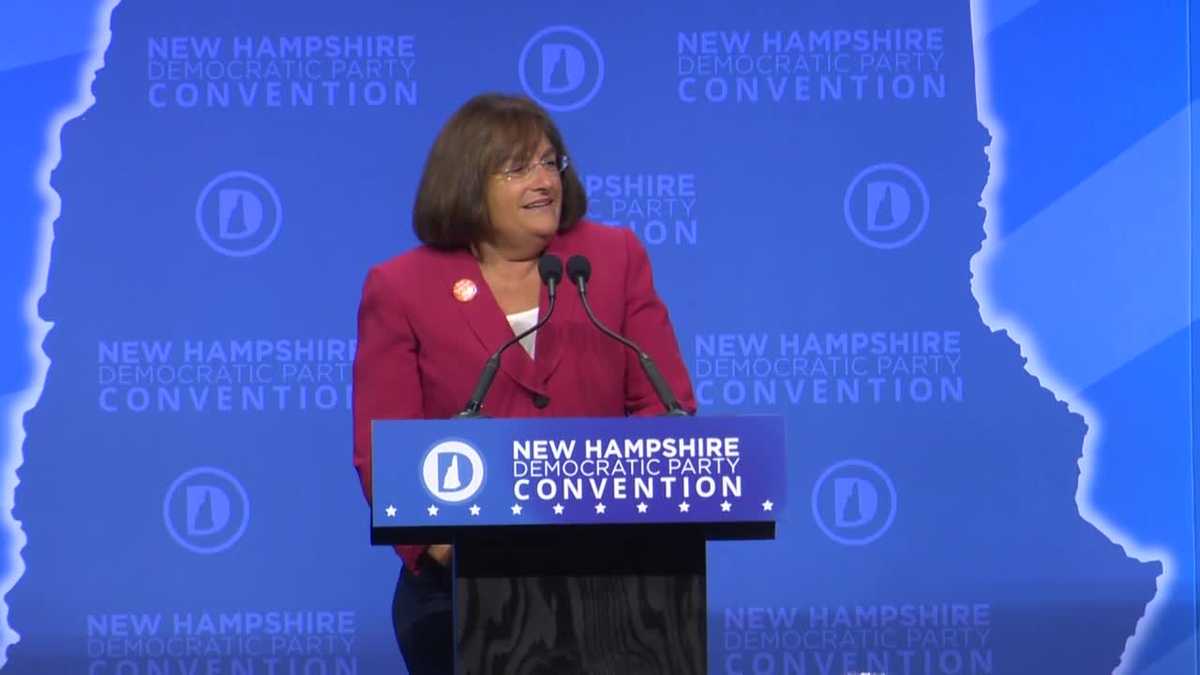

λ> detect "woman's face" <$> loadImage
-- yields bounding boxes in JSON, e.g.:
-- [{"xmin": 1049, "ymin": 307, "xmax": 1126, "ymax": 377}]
[{"xmin": 483, "ymin": 135, "xmax": 563, "ymax": 253}]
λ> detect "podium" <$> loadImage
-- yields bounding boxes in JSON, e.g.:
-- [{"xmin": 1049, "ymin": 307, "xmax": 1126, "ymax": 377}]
[{"xmin": 371, "ymin": 415, "xmax": 786, "ymax": 674}]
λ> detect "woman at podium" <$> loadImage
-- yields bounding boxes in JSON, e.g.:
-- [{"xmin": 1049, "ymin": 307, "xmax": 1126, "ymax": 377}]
[{"xmin": 352, "ymin": 93, "xmax": 696, "ymax": 673}]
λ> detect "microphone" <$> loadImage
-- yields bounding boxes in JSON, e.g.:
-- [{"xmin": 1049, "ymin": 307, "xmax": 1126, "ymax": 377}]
[
  {"xmin": 457, "ymin": 254, "xmax": 563, "ymax": 418},
  {"xmin": 565, "ymin": 255, "xmax": 689, "ymax": 416},
  {"xmin": 538, "ymin": 253, "xmax": 564, "ymax": 297}
]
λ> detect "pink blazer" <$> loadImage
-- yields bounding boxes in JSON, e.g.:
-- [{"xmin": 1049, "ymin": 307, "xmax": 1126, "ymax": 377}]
[{"xmin": 352, "ymin": 220, "xmax": 697, "ymax": 571}]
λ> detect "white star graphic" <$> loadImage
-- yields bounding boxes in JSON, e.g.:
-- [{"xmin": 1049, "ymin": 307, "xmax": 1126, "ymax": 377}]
[
  {"xmin": 720, "ymin": 501, "xmax": 732, "ymax": 512},
  {"xmin": 678, "ymin": 501, "xmax": 690, "ymax": 513},
  {"xmin": 469, "ymin": 504, "xmax": 481, "ymax": 516},
  {"xmin": 553, "ymin": 503, "xmax": 565, "ymax": 515},
  {"xmin": 762, "ymin": 500, "xmax": 774, "ymax": 512},
  {"xmin": 384, "ymin": 505, "xmax": 397, "ymax": 518},
  {"xmin": 636, "ymin": 502, "xmax": 648, "ymax": 514},
  {"xmin": 594, "ymin": 502, "xmax": 607, "ymax": 514},
  {"xmin": 426, "ymin": 504, "xmax": 439, "ymax": 517},
  {"xmin": 511, "ymin": 503, "xmax": 523, "ymax": 515}
]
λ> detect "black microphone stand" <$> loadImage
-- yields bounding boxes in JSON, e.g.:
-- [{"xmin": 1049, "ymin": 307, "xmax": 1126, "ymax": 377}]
[{"xmin": 566, "ymin": 255, "xmax": 689, "ymax": 417}]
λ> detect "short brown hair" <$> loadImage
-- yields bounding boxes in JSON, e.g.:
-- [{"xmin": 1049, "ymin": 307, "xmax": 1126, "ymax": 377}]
[{"xmin": 412, "ymin": 93, "xmax": 588, "ymax": 249}]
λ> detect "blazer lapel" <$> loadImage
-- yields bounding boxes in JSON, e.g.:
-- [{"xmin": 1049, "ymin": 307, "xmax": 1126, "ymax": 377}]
[{"xmin": 440, "ymin": 249, "xmax": 542, "ymax": 395}]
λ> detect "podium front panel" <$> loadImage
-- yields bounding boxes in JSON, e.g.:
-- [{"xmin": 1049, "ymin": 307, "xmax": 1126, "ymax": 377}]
[{"xmin": 371, "ymin": 415, "xmax": 786, "ymax": 539}]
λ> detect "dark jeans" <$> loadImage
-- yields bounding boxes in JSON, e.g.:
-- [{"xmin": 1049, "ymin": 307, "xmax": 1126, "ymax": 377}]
[{"xmin": 392, "ymin": 563, "xmax": 454, "ymax": 675}]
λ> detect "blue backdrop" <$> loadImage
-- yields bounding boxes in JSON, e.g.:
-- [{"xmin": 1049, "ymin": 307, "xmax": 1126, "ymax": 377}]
[{"xmin": 0, "ymin": 1, "xmax": 1196, "ymax": 673}]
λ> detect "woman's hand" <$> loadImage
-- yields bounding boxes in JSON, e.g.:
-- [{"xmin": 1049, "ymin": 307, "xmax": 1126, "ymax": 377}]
[{"xmin": 426, "ymin": 544, "xmax": 453, "ymax": 567}]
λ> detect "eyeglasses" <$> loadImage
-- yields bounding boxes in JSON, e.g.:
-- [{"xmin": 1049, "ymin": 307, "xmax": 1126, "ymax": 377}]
[{"xmin": 496, "ymin": 154, "xmax": 569, "ymax": 182}]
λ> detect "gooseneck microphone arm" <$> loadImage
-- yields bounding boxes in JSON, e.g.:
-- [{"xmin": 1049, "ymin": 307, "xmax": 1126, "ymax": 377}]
[
  {"xmin": 565, "ymin": 255, "xmax": 689, "ymax": 417},
  {"xmin": 457, "ymin": 255, "xmax": 563, "ymax": 418}
]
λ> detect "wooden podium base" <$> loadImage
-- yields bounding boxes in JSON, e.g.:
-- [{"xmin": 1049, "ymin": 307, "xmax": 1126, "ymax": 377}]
[{"xmin": 455, "ymin": 527, "xmax": 707, "ymax": 675}]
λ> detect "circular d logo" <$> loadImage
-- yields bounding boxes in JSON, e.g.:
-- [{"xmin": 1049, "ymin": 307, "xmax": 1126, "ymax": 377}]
[
  {"xmin": 195, "ymin": 170, "xmax": 282, "ymax": 257},
  {"xmin": 519, "ymin": 26, "xmax": 605, "ymax": 112},
  {"xmin": 163, "ymin": 467, "xmax": 250, "ymax": 554},
  {"xmin": 843, "ymin": 163, "xmax": 929, "ymax": 249},
  {"xmin": 811, "ymin": 459, "xmax": 897, "ymax": 546},
  {"xmin": 422, "ymin": 440, "xmax": 486, "ymax": 504}
]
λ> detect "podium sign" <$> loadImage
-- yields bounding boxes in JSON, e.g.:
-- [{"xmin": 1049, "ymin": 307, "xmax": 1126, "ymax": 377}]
[{"xmin": 371, "ymin": 415, "xmax": 786, "ymax": 536}]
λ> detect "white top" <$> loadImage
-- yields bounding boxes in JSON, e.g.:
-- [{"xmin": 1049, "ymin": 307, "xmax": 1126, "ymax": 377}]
[{"xmin": 505, "ymin": 307, "xmax": 539, "ymax": 358}]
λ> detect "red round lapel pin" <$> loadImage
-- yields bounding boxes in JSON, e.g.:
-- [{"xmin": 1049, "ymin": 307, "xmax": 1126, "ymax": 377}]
[{"xmin": 452, "ymin": 278, "xmax": 478, "ymax": 302}]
